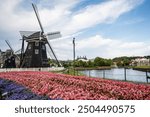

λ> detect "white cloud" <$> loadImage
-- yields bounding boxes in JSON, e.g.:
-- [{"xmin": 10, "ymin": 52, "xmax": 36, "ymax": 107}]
[
  {"xmin": 77, "ymin": 35, "xmax": 150, "ymax": 59},
  {"xmin": 0, "ymin": 0, "xmax": 146, "ymax": 60},
  {"xmin": 119, "ymin": 42, "xmax": 145, "ymax": 49},
  {"xmin": 50, "ymin": 34, "xmax": 150, "ymax": 60},
  {"xmin": 0, "ymin": 0, "xmax": 144, "ymax": 33},
  {"xmin": 60, "ymin": 0, "xmax": 144, "ymax": 35}
]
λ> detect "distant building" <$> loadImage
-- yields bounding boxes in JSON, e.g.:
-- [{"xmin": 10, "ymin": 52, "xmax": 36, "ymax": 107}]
[
  {"xmin": 77, "ymin": 56, "xmax": 88, "ymax": 62},
  {"xmin": 130, "ymin": 58, "xmax": 150, "ymax": 66}
]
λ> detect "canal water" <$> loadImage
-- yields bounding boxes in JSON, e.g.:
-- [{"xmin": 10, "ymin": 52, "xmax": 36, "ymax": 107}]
[{"xmin": 80, "ymin": 68, "xmax": 149, "ymax": 83}]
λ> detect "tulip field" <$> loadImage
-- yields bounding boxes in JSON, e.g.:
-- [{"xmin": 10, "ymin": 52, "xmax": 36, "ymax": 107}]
[{"xmin": 0, "ymin": 71, "xmax": 150, "ymax": 100}]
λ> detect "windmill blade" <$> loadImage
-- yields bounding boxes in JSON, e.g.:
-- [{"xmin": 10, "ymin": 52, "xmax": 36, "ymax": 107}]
[
  {"xmin": 20, "ymin": 31, "xmax": 38, "ymax": 38},
  {"xmin": 46, "ymin": 44, "xmax": 59, "ymax": 62},
  {"xmin": 14, "ymin": 54, "xmax": 20, "ymax": 61},
  {"xmin": 46, "ymin": 46, "xmax": 56, "ymax": 62},
  {"xmin": 32, "ymin": 3, "xmax": 44, "ymax": 34},
  {"xmin": 46, "ymin": 40, "xmax": 62, "ymax": 67},
  {"xmin": 5, "ymin": 40, "xmax": 20, "ymax": 60},
  {"xmin": 47, "ymin": 31, "xmax": 62, "ymax": 40},
  {"xmin": 15, "ymin": 49, "xmax": 21, "ymax": 54},
  {"xmin": 5, "ymin": 40, "xmax": 14, "ymax": 54}
]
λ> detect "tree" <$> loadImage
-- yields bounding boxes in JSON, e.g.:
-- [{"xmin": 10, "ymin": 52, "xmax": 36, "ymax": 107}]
[
  {"xmin": 87, "ymin": 60, "xmax": 94, "ymax": 67},
  {"xmin": 104, "ymin": 59, "xmax": 112, "ymax": 66},
  {"xmin": 94, "ymin": 57, "xmax": 112, "ymax": 66},
  {"xmin": 94, "ymin": 57, "xmax": 105, "ymax": 66},
  {"xmin": 113, "ymin": 56, "xmax": 131, "ymax": 67},
  {"xmin": 123, "ymin": 58, "xmax": 130, "ymax": 66}
]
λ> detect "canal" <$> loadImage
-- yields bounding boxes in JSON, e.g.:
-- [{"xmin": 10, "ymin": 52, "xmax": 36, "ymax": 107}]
[{"xmin": 80, "ymin": 68, "xmax": 150, "ymax": 83}]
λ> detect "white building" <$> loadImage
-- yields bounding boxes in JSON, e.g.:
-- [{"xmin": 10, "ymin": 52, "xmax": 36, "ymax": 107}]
[
  {"xmin": 77, "ymin": 56, "xmax": 88, "ymax": 62},
  {"xmin": 131, "ymin": 58, "xmax": 150, "ymax": 66}
]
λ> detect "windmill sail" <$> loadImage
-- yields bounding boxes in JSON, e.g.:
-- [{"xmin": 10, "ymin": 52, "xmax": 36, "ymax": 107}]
[
  {"xmin": 5, "ymin": 40, "xmax": 20, "ymax": 60},
  {"xmin": 47, "ymin": 31, "xmax": 61, "ymax": 40},
  {"xmin": 5, "ymin": 40, "xmax": 14, "ymax": 55},
  {"xmin": 32, "ymin": 3, "xmax": 44, "ymax": 33},
  {"xmin": 20, "ymin": 31, "xmax": 37, "ymax": 37},
  {"xmin": 46, "ymin": 40, "xmax": 62, "ymax": 67}
]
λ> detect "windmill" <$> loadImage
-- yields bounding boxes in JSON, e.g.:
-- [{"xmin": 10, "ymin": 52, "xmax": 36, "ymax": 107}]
[
  {"xmin": 4, "ymin": 40, "xmax": 20, "ymax": 68},
  {"xmin": 20, "ymin": 3, "xmax": 62, "ymax": 68}
]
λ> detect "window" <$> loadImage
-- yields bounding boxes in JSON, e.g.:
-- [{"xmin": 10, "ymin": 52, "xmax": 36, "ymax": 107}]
[
  {"xmin": 35, "ymin": 42, "xmax": 39, "ymax": 46},
  {"xmin": 35, "ymin": 49, "xmax": 39, "ymax": 54}
]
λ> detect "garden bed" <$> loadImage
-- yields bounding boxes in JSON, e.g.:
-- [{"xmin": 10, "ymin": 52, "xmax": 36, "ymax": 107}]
[
  {"xmin": 0, "ymin": 71, "xmax": 150, "ymax": 100},
  {"xmin": 0, "ymin": 78, "xmax": 50, "ymax": 100}
]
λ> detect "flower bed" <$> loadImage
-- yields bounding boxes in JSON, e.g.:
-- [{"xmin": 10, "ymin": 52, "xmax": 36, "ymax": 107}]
[
  {"xmin": 0, "ymin": 71, "xmax": 150, "ymax": 100},
  {"xmin": 0, "ymin": 78, "xmax": 50, "ymax": 100}
]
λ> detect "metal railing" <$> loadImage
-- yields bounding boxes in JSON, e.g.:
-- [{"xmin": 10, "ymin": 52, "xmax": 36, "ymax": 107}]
[{"xmin": 80, "ymin": 68, "xmax": 150, "ymax": 83}]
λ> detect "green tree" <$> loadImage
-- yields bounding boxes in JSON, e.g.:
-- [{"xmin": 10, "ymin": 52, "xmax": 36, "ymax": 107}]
[
  {"xmin": 104, "ymin": 59, "xmax": 112, "ymax": 66},
  {"xmin": 94, "ymin": 57, "xmax": 112, "ymax": 66},
  {"xmin": 94, "ymin": 57, "xmax": 105, "ymax": 66},
  {"xmin": 74, "ymin": 60, "xmax": 88, "ymax": 67},
  {"xmin": 123, "ymin": 58, "xmax": 130, "ymax": 66},
  {"xmin": 87, "ymin": 60, "xmax": 94, "ymax": 67}
]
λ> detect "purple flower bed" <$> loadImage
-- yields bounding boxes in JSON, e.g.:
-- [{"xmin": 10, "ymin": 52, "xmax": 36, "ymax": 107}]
[{"xmin": 0, "ymin": 78, "xmax": 50, "ymax": 100}]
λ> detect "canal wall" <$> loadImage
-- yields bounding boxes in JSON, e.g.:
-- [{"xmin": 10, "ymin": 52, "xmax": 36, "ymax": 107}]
[
  {"xmin": 75, "ymin": 66, "xmax": 111, "ymax": 70},
  {"xmin": 0, "ymin": 67, "xmax": 65, "ymax": 72},
  {"xmin": 133, "ymin": 68, "xmax": 150, "ymax": 72}
]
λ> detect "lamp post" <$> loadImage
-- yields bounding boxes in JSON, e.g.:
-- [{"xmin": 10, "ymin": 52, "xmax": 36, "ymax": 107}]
[{"xmin": 73, "ymin": 38, "xmax": 75, "ymax": 75}]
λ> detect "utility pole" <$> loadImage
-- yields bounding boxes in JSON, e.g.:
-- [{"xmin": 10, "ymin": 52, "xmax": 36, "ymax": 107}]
[{"xmin": 73, "ymin": 38, "xmax": 75, "ymax": 75}]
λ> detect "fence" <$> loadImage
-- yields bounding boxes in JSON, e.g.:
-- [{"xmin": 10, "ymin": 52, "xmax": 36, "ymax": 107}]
[
  {"xmin": 80, "ymin": 68, "xmax": 150, "ymax": 83},
  {"xmin": 146, "ymin": 71, "xmax": 150, "ymax": 83}
]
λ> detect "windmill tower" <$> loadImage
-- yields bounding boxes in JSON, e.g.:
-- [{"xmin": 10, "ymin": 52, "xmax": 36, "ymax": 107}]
[{"xmin": 20, "ymin": 3, "xmax": 61, "ymax": 68}]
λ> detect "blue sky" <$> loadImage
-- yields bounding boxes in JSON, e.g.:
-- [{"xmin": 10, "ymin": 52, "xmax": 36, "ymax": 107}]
[
  {"xmin": 0, "ymin": 0, "xmax": 150, "ymax": 60},
  {"xmin": 100, "ymin": 0, "xmax": 150, "ymax": 42},
  {"xmin": 78, "ymin": 0, "xmax": 150, "ymax": 41}
]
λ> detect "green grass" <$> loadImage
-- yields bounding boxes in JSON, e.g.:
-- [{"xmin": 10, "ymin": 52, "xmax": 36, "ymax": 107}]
[
  {"xmin": 50, "ymin": 68, "xmax": 84, "ymax": 76},
  {"xmin": 63, "ymin": 68, "xmax": 84, "ymax": 76}
]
